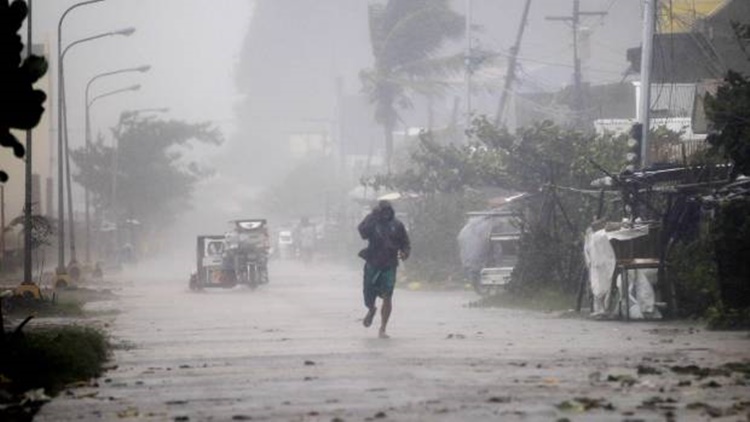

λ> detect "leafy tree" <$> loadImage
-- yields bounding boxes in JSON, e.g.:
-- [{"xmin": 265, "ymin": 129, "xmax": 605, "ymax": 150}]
[
  {"xmin": 10, "ymin": 213, "xmax": 53, "ymax": 250},
  {"xmin": 0, "ymin": 0, "xmax": 48, "ymax": 182},
  {"xmin": 71, "ymin": 114, "xmax": 222, "ymax": 234},
  {"xmin": 361, "ymin": 0, "xmax": 465, "ymax": 171},
  {"xmin": 704, "ymin": 70, "xmax": 750, "ymax": 177},
  {"xmin": 368, "ymin": 119, "xmax": 629, "ymax": 291},
  {"xmin": 702, "ymin": 54, "xmax": 750, "ymax": 315}
]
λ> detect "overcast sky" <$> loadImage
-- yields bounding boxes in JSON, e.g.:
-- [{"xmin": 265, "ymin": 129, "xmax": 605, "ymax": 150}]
[{"xmin": 30, "ymin": 0, "xmax": 253, "ymax": 148}]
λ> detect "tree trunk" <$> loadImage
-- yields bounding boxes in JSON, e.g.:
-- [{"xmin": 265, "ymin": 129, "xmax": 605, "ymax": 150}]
[{"xmin": 383, "ymin": 124, "xmax": 394, "ymax": 173}]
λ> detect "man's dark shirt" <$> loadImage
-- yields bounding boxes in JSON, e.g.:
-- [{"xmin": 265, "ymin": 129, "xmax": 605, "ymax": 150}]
[{"xmin": 358, "ymin": 212, "xmax": 410, "ymax": 270}]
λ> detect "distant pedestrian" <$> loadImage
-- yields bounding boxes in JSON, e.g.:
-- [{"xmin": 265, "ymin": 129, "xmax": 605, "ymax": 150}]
[
  {"xmin": 357, "ymin": 200, "xmax": 410, "ymax": 338},
  {"xmin": 298, "ymin": 217, "xmax": 316, "ymax": 263}
]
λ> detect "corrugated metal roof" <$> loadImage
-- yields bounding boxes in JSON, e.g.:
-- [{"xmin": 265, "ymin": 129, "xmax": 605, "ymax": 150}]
[{"xmin": 651, "ymin": 83, "xmax": 696, "ymax": 118}]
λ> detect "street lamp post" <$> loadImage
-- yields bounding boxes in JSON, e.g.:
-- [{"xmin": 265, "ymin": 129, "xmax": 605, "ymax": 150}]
[
  {"xmin": 86, "ymin": 85, "xmax": 142, "ymax": 261},
  {"xmin": 59, "ymin": 27, "xmax": 135, "ymax": 271},
  {"xmin": 83, "ymin": 65, "xmax": 150, "ymax": 263},
  {"xmin": 57, "ymin": 0, "xmax": 107, "ymax": 276}
]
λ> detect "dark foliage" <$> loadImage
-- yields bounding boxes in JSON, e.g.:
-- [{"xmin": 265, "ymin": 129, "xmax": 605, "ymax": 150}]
[
  {"xmin": 0, "ymin": 326, "xmax": 108, "ymax": 395},
  {"xmin": 71, "ymin": 114, "xmax": 222, "ymax": 232},
  {"xmin": 705, "ymin": 71, "xmax": 750, "ymax": 177},
  {"xmin": 712, "ymin": 197, "xmax": 750, "ymax": 310},
  {"xmin": 367, "ymin": 120, "xmax": 628, "ymax": 289},
  {"xmin": 0, "ymin": 0, "xmax": 48, "ymax": 183}
]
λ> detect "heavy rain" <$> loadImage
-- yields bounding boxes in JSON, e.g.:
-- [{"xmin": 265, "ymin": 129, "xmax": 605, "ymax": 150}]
[{"xmin": 1, "ymin": 0, "xmax": 749, "ymax": 421}]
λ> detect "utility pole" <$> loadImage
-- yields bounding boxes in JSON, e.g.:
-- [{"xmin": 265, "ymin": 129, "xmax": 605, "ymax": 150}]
[
  {"xmin": 639, "ymin": 0, "xmax": 657, "ymax": 169},
  {"xmin": 23, "ymin": 0, "xmax": 33, "ymax": 284},
  {"xmin": 495, "ymin": 0, "xmax": 532, "ymax": 127},
  {"xmin": 1, "ymin": 185, "xmax": 5, "ymax": 270},
  {"xmin": 546, "ymin": 0, "xmax": 607, "ymax": 127}
]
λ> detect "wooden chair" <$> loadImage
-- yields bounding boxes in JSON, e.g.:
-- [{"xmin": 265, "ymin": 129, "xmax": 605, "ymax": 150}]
[{"xmin": 609, "ymin": 224, "xmax": 665, "ymax": 320}]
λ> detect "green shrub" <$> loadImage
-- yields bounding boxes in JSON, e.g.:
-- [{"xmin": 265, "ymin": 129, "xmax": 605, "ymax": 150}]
[
  {"xmin": 670, "ymin": 237, "xmax": 720, "ymax": 318},
  {"xmin": 712, "ymin": 197, "xmax": 750, "ymax": 311},
  {"xmin": 402, "ymin": 191, "xmax": 486, "ymax": 283},
  {"xmin": 706, "ymin": 305, "xmax": 750, "ymax": 330},
  {"xmin": 0, "ymin": 326, "xmax": 109, "ymax": 394}
]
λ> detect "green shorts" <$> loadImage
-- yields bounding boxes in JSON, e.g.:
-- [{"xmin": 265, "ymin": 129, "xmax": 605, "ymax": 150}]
[{"xmin": 363, "ymin": 263, "xmax": 396, "ymax": 308}]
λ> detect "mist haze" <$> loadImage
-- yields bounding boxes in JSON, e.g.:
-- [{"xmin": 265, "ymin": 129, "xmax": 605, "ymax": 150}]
[
  {"xmin": 6, "ymin": 1, "xmax": 749, "ymax": 420},
  {"xmin": 29, "ymin": 0, "xmax": 643, "ymax": 262}
]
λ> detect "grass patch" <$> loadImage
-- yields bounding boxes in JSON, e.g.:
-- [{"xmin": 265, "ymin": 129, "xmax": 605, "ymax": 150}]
[
  {"xmin": 2, "ymin": 287, "xmax": 117, "ymax": 319},
  {"xmin": 0, "ymin": 326, "xmax": 110, "ymax": 395},
  {"xmin": 2, "ymin": 297, "xmax": 85, "ymax": 318},
  {"xmin": 468, "ymin": 289, "xmax": 575, "ymax": 312}
]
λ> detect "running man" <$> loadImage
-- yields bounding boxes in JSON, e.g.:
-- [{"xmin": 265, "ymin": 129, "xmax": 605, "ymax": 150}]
[{"xmin": 357, "ymin": 200, "xmax": 410, "ymax": 338}]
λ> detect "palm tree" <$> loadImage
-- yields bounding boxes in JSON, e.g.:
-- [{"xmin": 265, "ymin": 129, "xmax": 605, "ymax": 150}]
[{"xmin": 360, "ymin": 0, "xmax": 465, "ymax": 172}]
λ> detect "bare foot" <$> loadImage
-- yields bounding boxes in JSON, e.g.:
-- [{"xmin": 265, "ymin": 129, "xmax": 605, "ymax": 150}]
[
  {"xmin": 363, "ymin": 307, "xmax": 377, "ymax": 327},
  {"xmin": 378, "ymin": 330, "xmax": 390, "ymax": 339}
]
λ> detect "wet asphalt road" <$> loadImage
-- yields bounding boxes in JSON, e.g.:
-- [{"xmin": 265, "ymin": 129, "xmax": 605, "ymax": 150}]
[{"xmin": 37, "ymin": 260, "xmax": 750, "ymax": 421}]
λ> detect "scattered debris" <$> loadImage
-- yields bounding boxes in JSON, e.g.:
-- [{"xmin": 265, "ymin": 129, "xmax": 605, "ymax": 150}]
[
  {"xmin": 165, "ymin": 400, "xmax": 188, "ymax": 405},
  {"xmin": 638, "ymin": 396, "xmax": 677, "ymax": 410},
  {"xmin": 116, "ymin": 406, "xmax": 139, "ymax": 418},
  {"xmin": 701, "ymin": 380, "xmax": 722, "ymax": 388},
  {"xmin": 606, "ymin": 374, "xmax": 636, "ymax": 387},
  {"xmin": 686, "ymin": 402, "xmax": 724, "ymax": 418},
  {"xmin": 670, "ymin": 365, "xmax": 729, "ymax": 378},
  {"xmin": 636, "ymin": 365, "xmax": 662, "ymax": 375},
  {"xmin": 556, "ymin": 397, "xmax": 615, "ymax": 412},
  {"xmin": 20, "ymin": 389, "xmax": 50, "ymax": 405}
]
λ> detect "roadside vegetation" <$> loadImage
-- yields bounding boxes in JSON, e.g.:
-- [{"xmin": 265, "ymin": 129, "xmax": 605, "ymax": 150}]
[
  {"xmin": 361, "ymin": 26, "xmax": 750, "ymax": 328},
  {"xmin": 350, "ymin": 6, "xmax": 750, "ymax": 328},
  {"xmin": 0, "ymin": 283, "xmax": 115, "ymax": 419},
  {"xmin": 0, "ymin": 325, "xmax": 108, "ymax": 395}
]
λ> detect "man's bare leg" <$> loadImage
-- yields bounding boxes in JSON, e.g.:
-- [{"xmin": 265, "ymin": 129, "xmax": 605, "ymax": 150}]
[
  {"xmin": 379, "ymin": 296, "xmax": 392, "ymax": 338},
  {"xmin": 363, "ymin": 306, "xmax": 377, "ymax": 327}
]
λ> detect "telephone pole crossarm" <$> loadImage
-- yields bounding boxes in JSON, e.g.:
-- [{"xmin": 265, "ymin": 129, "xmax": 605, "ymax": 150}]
[{"xmin": 545, "ymin": 0, "xmax": 607, "ymax": 127}]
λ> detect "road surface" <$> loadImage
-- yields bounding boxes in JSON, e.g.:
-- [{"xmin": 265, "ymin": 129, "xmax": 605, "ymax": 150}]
[{"xmin": 38, "ymin": 260, "xmax": 750, "ymax": 421}]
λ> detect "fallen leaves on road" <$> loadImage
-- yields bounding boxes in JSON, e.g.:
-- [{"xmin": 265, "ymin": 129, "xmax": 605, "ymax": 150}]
[
  {"xmin": 165, "ymin": 400, "xmax": 188, "ymax": 405},
  {"xmin": 669, "ymin": 364, "xmax": 729, "ymax": 378},
  {"xmin": 686, "ymin": 402, "xmax": 724, "ymax": 418},
  {"xmin": 606, "ymin": 374, "xmax": 637, "ymax": 387},
  {"xmin": 636, "ymin": 365, "xmax": 662, "ymax": 375},
  {"xmin": 116, "ymin": 406, "xmax": 139, "ymax": 418},
  {"xmin": 556, "ymin": 397, "xmax": 615, "ymax": 412},
  {"xmin": 638, "ymin": 396, "xmax": 677, "ymax": 411}
]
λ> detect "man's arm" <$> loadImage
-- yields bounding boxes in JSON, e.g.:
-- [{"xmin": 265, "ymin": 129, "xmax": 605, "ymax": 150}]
[
  {"xmin": 397, "ymin": 221, "xmax": 411, "ymax": 259},
  {"xmin": 358, "ymin": 212, "xmax": 377, "ymax": 239}
]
